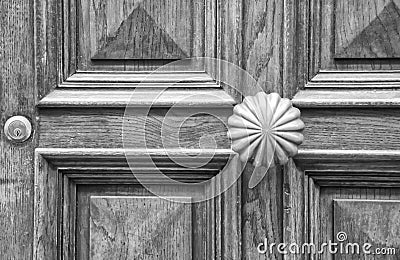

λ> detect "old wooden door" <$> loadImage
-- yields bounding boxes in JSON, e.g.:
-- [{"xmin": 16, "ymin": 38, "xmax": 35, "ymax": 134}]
[{"xmin": 2, "ymin": 0, "xmax": 400, "ymax": 259}]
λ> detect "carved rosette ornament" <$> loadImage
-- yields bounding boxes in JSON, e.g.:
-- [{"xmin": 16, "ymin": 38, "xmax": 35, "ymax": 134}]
[{"xmin": 227, "ymin": 92, "xmax": 305, "ymax": 188}]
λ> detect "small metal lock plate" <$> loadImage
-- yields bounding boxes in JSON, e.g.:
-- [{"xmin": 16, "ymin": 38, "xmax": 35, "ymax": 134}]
[{"xmin": 4, "ymin": 116, "xmax": 32, "ymax": 142}]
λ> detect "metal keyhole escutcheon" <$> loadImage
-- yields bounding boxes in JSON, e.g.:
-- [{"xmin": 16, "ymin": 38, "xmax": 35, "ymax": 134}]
[{"xmin": 4, "ymin": 116, "xmax": 32, "ymax": 143}]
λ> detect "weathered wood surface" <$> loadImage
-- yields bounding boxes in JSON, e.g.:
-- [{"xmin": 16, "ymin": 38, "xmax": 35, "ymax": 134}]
[
  {"xmin": 233, "ymin": 0, "xmax": 286, "ymax": 258},
  {"xmin": 89, "ymin": 196, "xmax": 192, "ymax": 259},
  {"xmin": 310, "ymin": 0, "xmax": 400, "ymax": 76},
  {"xmin": 300, "ymin": 108, "xmax": 400, "ymax": 150},
  {"xmin": 38, "ymin": 89, "xmax": 236, "ymax": 107},
  {"xmin": 311, "ymin": 186, "xmax": 400, "ymax": 260},
  {"xmin": 27, "ymin": 0, "xmax": 400, "ymax": 259},
  {"xmin": 334, "ymin": 199, "xmax": 400, "ymax": 259},
  {"xmin": 64, "ymin": 71, "xmax": 215, "ymax": 83},
  {"xmin": 34, "ymin": 149, "xmax": 233, "ymax": 259},
  {"xmin": 39, "ymin": 108, "xmax": 231, "ymax": 148},
  {"xmin": 335, "ymin": 0, "xmax": 400, "ymax": 58},
  {"xmin": 89, "ymin": 0, "xmax": 201, "ymax": 60},
  {"xmin": 294, "ymin": 90, "xmax": 400, "ymax": 107},
  {"xmin": 0, "ymin": 1, "xmax": 35, "ymax": 259}
]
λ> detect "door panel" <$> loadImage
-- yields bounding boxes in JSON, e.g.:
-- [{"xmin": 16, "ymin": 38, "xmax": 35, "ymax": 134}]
[
  {"xmin": 79, "ymin": 190, "xmax": 194, "ymax": 259},
  {"xmin": 78, "ymin": 0, "xmax": 208, "ymax": 71},
  {"xmin": 311, "ymin": 185, "xmax": 400, "ymax": 259},
  {"xmin": 308, "ymin": 0, "xmax": 400, "ymax": 85},
  {"xmin": 34, "ymin": 149, "xmax": 232, "ymax": 259},
  {"xmin": 88, "ymin": 196, "xmax": 192, "ymax": 259}
]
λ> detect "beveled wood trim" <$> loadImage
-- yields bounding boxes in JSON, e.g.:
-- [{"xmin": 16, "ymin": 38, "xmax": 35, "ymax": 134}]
[
  {"xmin": 38, "ymin": 88, "xmax": 236, "ymax": 108},
  {"xmin": 305, "ymin": 0, "xmax": 400, "ymax": 89},
  {"xmin": 293, "ymin": 89, "xmax": 400, "ymax": 107},
  {"xmin": 64, "ymin": 71, "xmax": 215, "ymax": 84},
  {"xmin": 33, "ymin": 148, "xmax": 236, "ymax": 259},
  {"xmin": 295, "ymin": 149, "xmax": 400, "ymax": 172},
  {"xmin": 307, "ymin": 71, "xmax": 400, "ymax": 88},
  {"xmin": 36, "ymin": 0, "xmax": 234, "ymax": 109},
  {"xmin": 36, "ymin": 148, "xmax": 235, "ymax": 167}
]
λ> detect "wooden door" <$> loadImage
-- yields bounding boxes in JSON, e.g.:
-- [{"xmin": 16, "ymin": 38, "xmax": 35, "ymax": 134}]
[{"xmin": 2, "ymin": 0, "xmax": 400, "ymax": 259}]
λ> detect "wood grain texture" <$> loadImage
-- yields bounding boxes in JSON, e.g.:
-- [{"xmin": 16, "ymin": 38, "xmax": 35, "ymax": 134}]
[
  {"xmin": 63, "ymin": 71, "xmax": 215, "ymax": 84},
  {"xmin": 334, "ymin": 199, "xmax": 400, "ymax": 259},
  {"xmin": 281, "ymin": 2, "xmax": 309, "ymax": 259},
  {"xmin": 76, "ymin": 185, "xmax": 215, "ymax": 259},
  {"xmin": 293, "ymin": 90, "xmax": 400, "ymax": 107},
  {"xmin": 307, "ymin": 71, "xmax": 400, "ymax": 88},
  {"xmin": 309, "ymin": 0, "xmax": 400, "ymax": 76},
  {"xmin": 283, "ymin": 160, "xmax": 308, "ymax": 260},
  {"xmin": 89, "ymin": 0, "xmax": 200, "ymax": 60},
  {"xmin": 38, "ymin": 89, "xmax": 236, "ymax": 107},
  {"xmin": 90, "ymin": 196, "xmax": 192, "ymax": 259},
  {"xmin": 39, "ymin": 108, "xmax": 231, "ymax": 149},
  {"xmin": 33, "ymin": 154, "xmax": 59, "ymax": 259},
  {"xmin": 297, "ymin": 149, "xmax": 400, "ymax": 173},
  {"xmin": 226, "ymin": 1, "xmax": 287, "ymax": 258},
  {"xmin": 335, "ymin": 0, "xmax": 400, "ymax": 58},
  {"xmin": 0, "ymin": 0, "xmax": 36, "ymax": 258},
  {"xmin": 76, "ymin": 0, "xmax": 206, "ymax": 71},
  {"xmin": 242, "ymin": 0, "xmax": 283, "ymax": 95},
  {"xmin": 310, "ymin": 185, "xmax": 400, "ymax": 260},
  {"xmin": 300, "ymin": 108, "xmax": 400, "ymax": 150},
  {"xmin": 33, "ymin": 149, "xmax": 233, "ymax": 259}
]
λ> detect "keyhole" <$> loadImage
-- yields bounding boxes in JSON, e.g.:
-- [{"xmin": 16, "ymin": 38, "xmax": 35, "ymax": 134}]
[
  {"xmin": 13, "ymin": 128, "xmax": 22, "ymax": 138},
  {"xmin": 4, "ymin": 116, "xmax": 31, "ymax": 142}
]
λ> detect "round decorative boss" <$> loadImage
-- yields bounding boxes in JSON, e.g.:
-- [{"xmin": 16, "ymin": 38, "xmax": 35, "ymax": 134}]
[{"xmin": 227, "ymin": 92, "xmax": 304, "ymax": 186}]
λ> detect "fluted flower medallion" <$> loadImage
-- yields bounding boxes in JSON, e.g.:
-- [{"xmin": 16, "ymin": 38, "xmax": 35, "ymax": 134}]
[{"xmin": 227, "ymin": 92, "xmax": 305, "ymax": 188}]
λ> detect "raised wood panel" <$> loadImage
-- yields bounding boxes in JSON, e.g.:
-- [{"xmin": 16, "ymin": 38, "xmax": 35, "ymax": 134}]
[
  {"xmin": 334, "ymin": 200, "xmax": 400, "ymax": 259},
  {"xmin": 89, "ymin": 196, "xmax": 192, "ymax": 259},
  {"xmin": 34, "ymin": 149, "xmax": 234, "ymax": 259},
  {"xmin": 89, "ymin": 0, "xmax": 201, "ymax": 60},
  {"xmin": 77, "ymin": 0, "xmax": 209, "ymax": 71},
  {"xmin": 310, "ymin": 186, "xmax": 400, "ymax": 260},
  {"xmin": 335, "ymin": 0, "xmax": 400, "ymax": 58},
  {"xmin": 309, "ymin": 0, "xmax": 400, "ymax": 75}
]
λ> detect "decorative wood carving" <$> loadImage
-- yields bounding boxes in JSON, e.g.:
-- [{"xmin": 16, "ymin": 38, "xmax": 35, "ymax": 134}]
[{"xmin": 227, "ymin": 92, "xmax": 304, "ymax": 185}]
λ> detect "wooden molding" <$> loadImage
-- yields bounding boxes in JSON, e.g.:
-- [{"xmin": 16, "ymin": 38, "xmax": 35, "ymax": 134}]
[
  {"xmin": 62, "ymin": 71, "xmax": 215, "ymax": 85},
  {"xmin": 296, "ymin": 149, "xmax": 400, "ymax": 172},
  {"xmin": 38, "ymin": 88, "xmax": 236, "ymax": 108},
  {"xmin": 307, "ymin": 71, "xmax": 400, "ymax": 89},
  {"xmin": 293, "ymin": 89, "xmax": 400, "ymax": 108},
  {"xmin": 33, "ymin": 148, "xmax": 235, "ymax": 259}
]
